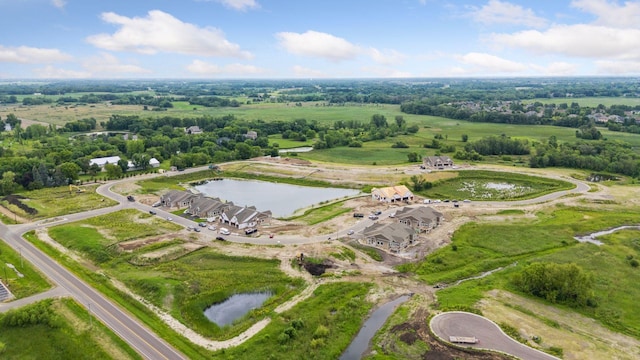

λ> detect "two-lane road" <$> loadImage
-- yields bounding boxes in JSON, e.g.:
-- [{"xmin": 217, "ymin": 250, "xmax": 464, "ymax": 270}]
[{"xmin": 0, "ymin": 222, "xmax": 185, "ymax": 360}]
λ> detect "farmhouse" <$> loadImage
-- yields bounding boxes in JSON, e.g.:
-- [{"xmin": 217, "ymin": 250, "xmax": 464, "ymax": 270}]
[
  {"xmin": 395, "ymin": 206, "xmax": 443, "ymax": 233},
  {"xmin": 423, "ymin": 156, "xmax": 453, "ymax": 169},
  {"xmin": 362, "ymin": 222, "xmax": 416, "ymax": 253},
  {"xmin": 89, "ymin": 156, "xmax": 121, "ymax": 169},
  {"xmin": 371, "ymin": 185, "xmax": 414, "ymax": 203},
  {"xmin": 244, "ymin": 130, "xmax": 258, "ymax": 140}
]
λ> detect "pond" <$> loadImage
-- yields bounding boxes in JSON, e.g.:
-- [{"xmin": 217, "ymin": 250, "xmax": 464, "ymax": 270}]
[
  {"xmin": 195, "ymin": 179, "xmax": 360, "ymax": 217},
  {"xmin": 203, "ymin": 292, "xmax": 273, "ymax": 327},
  {"xmin": 340, "ymin": 295, "xmax": 411, "ymax": 360}
]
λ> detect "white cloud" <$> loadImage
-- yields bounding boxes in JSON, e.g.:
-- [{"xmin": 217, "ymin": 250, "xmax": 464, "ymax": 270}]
[
  {"xmin": 0, "ymin": 45, "xmax": 72, "ymax": 63},
  {"xmin": 456, "ymin": 52, "xmax": 528, "ymax": 73},
  {"xmin": 51, "ymin": 0, "xmax": 66, "ymax": 9},
  {"xmin": 86, "ymin": 10, "xmax": 252, "ymax": 58},
  {"xmin": 32, "ymin": 65, "xmax": 90, "ymax": 79},
  {"xmin": 215, "ymin": 0, "xmax": 259, "ymax": 11},
  {"xmin": 470, "ymin": 0, "xmax": 547, "ymax": 28},
  {"xmin": 186, "ymin": 59, "xmax": 265, "ymax": 75},
  {"xmin": 292, "ymin": 65, "xmax": 327, "ymax": 78},
  {"xmin": 368, "ymin": 48, "xmax": 406, "ymax": 65},
  {"xmin": 492, "ymin": 25, "xmax": 640, "ymax": 60},
  {"xmin": 595, "ymin": 60, "xmax": 640, "ymax": 74},
  {"xmin": 83, "ymin": 53, "xmax": 151, "ymax": 75},
  {"xmin": 530, "ymin": 62, "xmax": 579, "ymax": 76},
  {"xmin": 275, "ymin": 30, "xmax": 361, "ymax": 61},
  {"xmin": 571, "ymin": 0, "xmax": 640, "ymax": 28}
]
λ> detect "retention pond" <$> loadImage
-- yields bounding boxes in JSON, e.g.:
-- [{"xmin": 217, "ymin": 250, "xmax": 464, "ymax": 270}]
[{"xmin": 203, "ymin": 292, "xmax": 273, "ymax": 327}]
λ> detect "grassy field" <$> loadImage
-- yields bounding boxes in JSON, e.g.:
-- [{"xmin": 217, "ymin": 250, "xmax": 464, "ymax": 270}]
[
  {"xmin": 283, "ymin": 198, "xmax": 357, "ymax": 225},
  {"xmin": 1, "ymin": 185, "xmax": 117, "ymax": 221},
  {"xmin": 46, "ymin": 209, "xmax": 305, "ymax": 340},
  {"xmin": 418, "ymin": 170, "xmax": 574, "ymax": 201},
  {"xmin": 212, "ymin": 282, "xmax": 373, "ymax": 360},
  {"xmin": 0, "ymin": 240, "xmax": 50, "ymax": 298},
  {"xmin": 403, "ymin": 206, "xmax": 640, "ymax": 338},
  {"xmin": 0, "ymin": 298, "xmax": 141, "ymax": 359}
]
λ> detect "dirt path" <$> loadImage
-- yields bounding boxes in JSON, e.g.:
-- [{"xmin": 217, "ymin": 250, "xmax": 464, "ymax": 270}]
[{"xmin": 0, "ymin": 205, "xmax": 29, "ymax": 224}]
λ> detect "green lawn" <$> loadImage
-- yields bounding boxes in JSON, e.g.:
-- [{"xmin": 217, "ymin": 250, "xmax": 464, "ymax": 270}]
[{"xmin": 0, "ymin": 240, "xmax": 50, "ymax": 298}]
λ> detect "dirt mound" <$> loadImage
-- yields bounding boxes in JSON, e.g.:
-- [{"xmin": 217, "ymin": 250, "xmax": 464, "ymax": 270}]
[
  {"xmin": 301, "ymin": 259, "xmax": 334, "ymax": 276},
  {"xmin": 2, "ymin": 194, "xmax": 37, "ymax": 215}
]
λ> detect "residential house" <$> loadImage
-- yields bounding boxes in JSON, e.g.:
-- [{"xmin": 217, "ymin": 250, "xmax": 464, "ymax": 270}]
[
  {"xmin": 127, "ymin": 157, "xmax": 161, "ymax": 171},
  {"xmin": 220, "ymin": 204, "xmax": 272, "ymax": 229},
  {"xmin": 423, "ymin": 156, "xmax": 453, "ymax": 169},
  {"xmin": 185, "ymin": 126, "xmax": 203, "ymax": 135},
  {"xmin": 186, "ymin": 195, "xmax": 231, "ymax": 219},
  {"xmin": 149, "ymin": 158, "xmax": 160, "ymax": 168},
  {"xmin": 362, "ymin": 223, "xmax": 416, "ymax": 253},
  {"xmin": 371, "ymin": 185, "xmax": 414, "ymax": 203},
  {"xmin": 89, "ymin": 156, "xmax": 121, "ymax": 169},
  {"xmin": 244, "ymin": 131, "xmax": 258, "ymax": 140},
  {"xmin": 395, "ymin": 206, "xmax": 443, "ymax": 233},
  {"xmin": 160, "ymin": 190, "xmax": 196, "ymax": 209}
]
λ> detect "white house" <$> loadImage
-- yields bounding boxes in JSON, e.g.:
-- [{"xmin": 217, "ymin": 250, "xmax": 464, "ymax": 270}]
[{"xmin": 89, "ymin": 156, "xmax": 121, "ymax": 168}]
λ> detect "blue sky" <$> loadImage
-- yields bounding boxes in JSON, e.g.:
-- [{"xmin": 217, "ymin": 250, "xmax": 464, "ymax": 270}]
[{"xmin": 1, "ymin": 0, "xmax": 640, "ymax": 79}]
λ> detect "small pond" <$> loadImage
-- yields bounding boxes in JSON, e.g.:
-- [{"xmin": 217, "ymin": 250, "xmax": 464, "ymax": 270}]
[
  {"xmin": 204, "ymin": 292, "xmax": 273, "ymax": 327},
  {"xmin": 195, "ymin": 179, "xmax": 360, "ymax": 217}
]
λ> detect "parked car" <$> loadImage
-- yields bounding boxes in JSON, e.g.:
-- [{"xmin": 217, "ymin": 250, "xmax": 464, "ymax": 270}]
[
  {"xmin": 347, "ymin": 230, "xmax": 355, "ymax": 235},
  {"xmin": 463, "ymin": 199, "xmax": 471, "ymax": 203},
  {"xmin": 152, "ymin": 201, "xmax": 161, "ymax": 207},
  {"xmin": 423, "ymin": 199, "xmax": 431, "ymax": 204},
  {"xmin": 166, "ymin": 216, "xmax": 173, "ymax": 221},
  {"xmin": 207, "ymin": 225, "xmax": 217, "ymax": 231},
  {"xmin": 374, "ymin": 210, "xmax": 382, "ymax": 215},
  {"xmin": 269, "ymin": 234, "xmax": 274, "ymax": 238},
  {"xmin": 149, "ymin": 210, "xmax": 156, "ymax": 215},
  {"xmin": 353, "ymin": 213, "xmax": 364, "ymax": 218},
  {"xmin": 198, "ymin": 222, "xmax": 207, "ymax": 227},
  {"xmin": 368, "ymin": 215, "xmax": 379, "ymax": 220},
  {"xmin": 220, "ymin": 228, "xmax": 231, "ymax": 235},
  {"xmin": 215, "ymin": 236, "xmax": 226, "ymax": 241},
  {"xmin": 389, "ymin": 212, "xmax": 396, "ymax": 218},
  {"xmin": 245, "ymin": 228, "xmax": 257, "ymax": 235},
  {"xmin": 187, "ymin": 226, "xmax": 194, "ymax": 231},
  {"xmin": 127, "ymin": 195, "xmax": 135, "ymax": 202},
  {"xmin": 194, "ymin": 228, "xmax": 201, "ymax": 232}
]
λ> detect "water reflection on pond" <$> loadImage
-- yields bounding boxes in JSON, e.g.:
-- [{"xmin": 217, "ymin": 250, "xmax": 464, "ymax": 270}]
[
  {"xmin": 204, "ymin": 292, "xmax": 273, "ymax": 327},
  {"xmin": 195, "ymin": 179, "xmax": 360, "ymax": 217}
]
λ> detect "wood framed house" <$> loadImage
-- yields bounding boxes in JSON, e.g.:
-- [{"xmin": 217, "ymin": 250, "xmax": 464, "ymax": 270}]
[
  {"xmin": 371, "ymin": 185, "xmax": 414, "ymax": 203},
  {"xmin": 220, "ymin": 205, "xmax": 272, "ymax": 229},
  {"xmin": 186, "ymin": 195, "xmax": 231, "ymax": 219},
  {"xmin": 395, "ymin": 206, "xmax": 443, "ymax": 233},
  {"xmin": 362, "ymin": 223, "xmax": 416, "ymax": 253}
]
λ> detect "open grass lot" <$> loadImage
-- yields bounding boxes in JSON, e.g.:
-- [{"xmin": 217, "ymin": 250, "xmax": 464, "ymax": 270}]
[
  {"xmin": 212, "ymin": 282, "xmax": 373, "ymax": 360},
  {"xmin": 0, "ymin": 298, "xmax": 141, "ymax": 359},
  {"xmin": 284, "ymin": 199, "xmax": 355, "ymax": 225},
  {"xmin": 268, "ymin": 134, "xmax": 314, "ymax": 149},
  {"xmin": 0, "ymin": 240, "xmax": 50, "ymax": 298},
  {"xmin": 135, "ymin": 169, "xmax": 221, "ymax": 194},
  {"xmin": 47, "ymin": 209, "xmax": 304, "ymax": 340},
  {"xmin": 418, "ymin": 170, "xmax": 574, "ymax": 201},
  {"xmin": 406, "ymin": 206, "xmax": 640, "ymax": 338},
  {"xmin": 1, "ymin": 185, "xmax": 117, "ymax": 221}
]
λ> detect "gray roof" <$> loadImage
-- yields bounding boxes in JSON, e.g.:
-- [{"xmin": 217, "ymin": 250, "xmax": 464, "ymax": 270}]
[
  {"xmin": 363, "ymin": 222, "xmax": 414, "ymax": 242},
  {"xmin": 395, "ymin": 206, "xmax": 442, "ymax": 223}
]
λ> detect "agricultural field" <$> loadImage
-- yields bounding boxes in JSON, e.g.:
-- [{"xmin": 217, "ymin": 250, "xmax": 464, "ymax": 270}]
[
  {"xmin": 0, "ymin": 298, "xmax": 141, "ymax": 359},
  {"xmin": 0, "ymin": 240, "xmax": 50, "ymax": 299}
]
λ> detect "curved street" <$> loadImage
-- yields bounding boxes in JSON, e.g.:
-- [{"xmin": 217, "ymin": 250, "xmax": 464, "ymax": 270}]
[
  {"xmin": 0, "ymin": 164, "xmax": 591, "ymax": 359},
  {"xmin": 430, "ymin": 311, "xmax": 560, "ymax": 360}
]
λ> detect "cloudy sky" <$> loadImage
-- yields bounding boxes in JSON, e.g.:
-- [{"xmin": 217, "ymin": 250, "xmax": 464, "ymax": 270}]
[{"xmin": 2, "ymin": 0, "xmax": 640, "ymax": 79}]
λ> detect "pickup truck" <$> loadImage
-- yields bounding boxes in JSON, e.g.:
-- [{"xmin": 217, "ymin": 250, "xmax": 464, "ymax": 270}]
[{"xmin": 353, "ymin": 213, "xmax": 364, "ymax": 218}]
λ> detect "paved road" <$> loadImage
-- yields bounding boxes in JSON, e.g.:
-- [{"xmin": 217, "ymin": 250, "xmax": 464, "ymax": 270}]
[
  {"xmin": 0, "ymin": 165, "xmax": 590, "ymax": 359},
  {"xmin": 0, "ymin": 222, "xmax": 185, "ymax": 360},
  {"xmin": 430, "ymin": 312, "xmax": 559, "ymax": 360}
]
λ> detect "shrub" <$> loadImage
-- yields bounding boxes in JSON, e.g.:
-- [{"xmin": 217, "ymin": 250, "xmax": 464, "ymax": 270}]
[
  {"xmin": 630, "ymin": 259, "xmax": 639, "ymax": 268},
  {"xmin": 313, "ymin": 325, "xmax": 329, "ymax": 339}
]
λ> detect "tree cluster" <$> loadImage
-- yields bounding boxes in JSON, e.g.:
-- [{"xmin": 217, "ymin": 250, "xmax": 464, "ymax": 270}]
[{"xmin": 512, "ymin": 262, "xmax": 595, "ymax": 307}]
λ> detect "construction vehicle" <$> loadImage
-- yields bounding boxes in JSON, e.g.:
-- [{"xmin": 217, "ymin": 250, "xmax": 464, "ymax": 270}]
[{"xmin": 69, "ymin": 184, "xmax": 86, "ymax": 193}]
